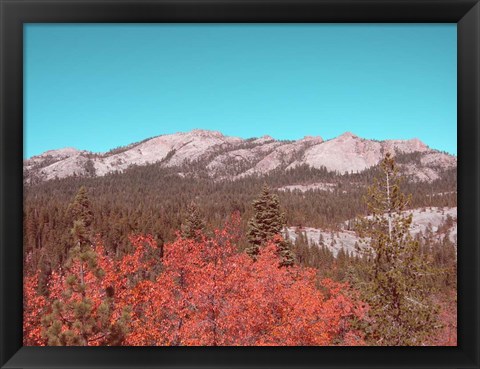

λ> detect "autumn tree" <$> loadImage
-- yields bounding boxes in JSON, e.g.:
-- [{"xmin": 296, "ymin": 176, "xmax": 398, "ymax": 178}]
[
  {"xmin": 123, "ymin": 217, "xmax": 365, "ymax": 346},
  {"xmin": 356, "ymin": 153, "xmax": 438, "ymax": 346},
  {"xmin": 23, "ymin": 268, "xmax": 47, "ymax": 345},
  {"xmin": 24, "ymin": 212, "xmax": 367, "ymax": 346},
  {"xmin": 246, "ymin": 185, "xmax": 294, "ymax": 266},
  {"xmin": 27, "ymin": 231, "xmax": 369, "ymax": 346}
]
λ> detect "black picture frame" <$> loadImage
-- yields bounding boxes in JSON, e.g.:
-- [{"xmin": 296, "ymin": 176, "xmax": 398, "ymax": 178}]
[{"xmin": 1, "ymin": 1, "xmax": 479, "ymax": 368}]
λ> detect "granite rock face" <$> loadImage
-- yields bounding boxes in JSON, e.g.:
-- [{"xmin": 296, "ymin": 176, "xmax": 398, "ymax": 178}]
[{"xmin": 24, "ymin": 129, "xmax": 456, "ymax": 183}]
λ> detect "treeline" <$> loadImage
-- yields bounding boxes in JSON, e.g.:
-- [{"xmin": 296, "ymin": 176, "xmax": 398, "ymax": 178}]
[{"xmin": 24, "ymin": 157, "xmax": 456, "ymax": 274}]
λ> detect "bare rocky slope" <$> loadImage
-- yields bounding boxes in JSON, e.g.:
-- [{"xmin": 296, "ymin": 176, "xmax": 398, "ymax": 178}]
[
  {"xmin": 286, "ymin": 207, "xmax": 457, "ymax": 257},
  {"xmin": 24, "ymin": 129, "xmax": 456, "ymax": 184}
]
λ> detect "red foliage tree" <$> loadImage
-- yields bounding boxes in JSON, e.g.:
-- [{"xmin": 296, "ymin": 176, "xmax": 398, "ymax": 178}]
[
  {"xmin": 23, "ymin": 269, "xmax": 47, "ymax": 345},
  {"xmin": 24, "ymin": 214, "xmax": 366, "ymax": 346}
]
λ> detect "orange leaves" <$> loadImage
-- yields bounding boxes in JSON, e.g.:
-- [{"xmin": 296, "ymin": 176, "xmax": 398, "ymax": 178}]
[
  {"xmin": 23, "ymin": 271, "xmax": 47, "ymax": 345},
  {"xmin": 151, "ymin": 237, "xmax": 365, "ymax": 346},
  {"xmin": 24, "ymin": 219, "xmax": 366, "ymax": 346}
]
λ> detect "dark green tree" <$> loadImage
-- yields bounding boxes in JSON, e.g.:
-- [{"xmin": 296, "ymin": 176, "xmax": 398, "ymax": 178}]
[
  {"xmin": 275, "ymin": 237, "xmax": 295, "ymax": 267},
  {"xmin": 356, "ymin": 153, "xmax": 438, "ymax": 346},
  {"xmin": 42, "ymin": 187, "xmax": 129, "ymax": 345},
  {"xmin": 67, "ymin": 186, "xmax": 94, "ymax": 232},
  {"xmin": 84, "ymin": 159, "xmax": 96, "ymax": 177},
  {"xmin": 181, "ymin": 202, "xmax": 206, "ymax": 240},
  {"xmin": 246, "ymin": 184, "xmax": 294, "ymax": 266}
]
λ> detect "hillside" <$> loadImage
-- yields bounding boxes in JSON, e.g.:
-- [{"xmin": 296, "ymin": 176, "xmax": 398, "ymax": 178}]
[
  {"xmin": 24, "ymin": 129, "xmax": 456, "ymax": 184},
  {"xmin": 24, "ymin": 141, "xmax": 456, "ymax": 273},
  {"xmin": 286, "ymin": 206, "xmax": 457, "ymax": 257}
]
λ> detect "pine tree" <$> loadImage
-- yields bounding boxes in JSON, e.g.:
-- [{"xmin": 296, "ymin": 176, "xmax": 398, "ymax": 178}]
[
  {"xmin": 67, "ymin": 186, "xmax": 94, "ymax": 230},
  {"xmin": 275, "ymin": 237, "xmax": 295, "ymax": 267},
  {"xmin": 181, "ymin": 202, "xmax": 206, "ymax": 240},
  {"xmin": 42, "ymin": 187, "xmax": 129, "ymax": 345},
  {"xmin": 246, "ymin": 185, "xmax": 294, "ymax": 266},
  {"xmin": 356, "ymin": 153, "xmax": 438, "ymax": 346}
]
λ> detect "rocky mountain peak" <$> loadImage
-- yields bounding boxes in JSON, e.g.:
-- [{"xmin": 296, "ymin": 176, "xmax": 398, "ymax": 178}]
[
  {"xmin": 189, "ymin": 129, "xmax": 225, "ymax": 138},
  {"xmin": 337, "ymin": 131, "xmax": 358, "ymax": 140},
  {"xmin": 300, "ymin": 135, "xmax": 323, "ymax": 144},
  {"xmin": 24, "ymin": 129, "xmax": 455, "ymax": 184},
  {"xmin": 407, "ymin": 138, "xmax": 429, "ymax": 150},
  {"xmin": 36, "ymin": 147, "xmax": 83, "ymax": 159}
]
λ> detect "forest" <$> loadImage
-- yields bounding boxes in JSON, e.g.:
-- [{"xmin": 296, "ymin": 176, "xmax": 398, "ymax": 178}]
[{"xmin": 23, "ymin": 154, "xmax": 457, "ymax": 346}]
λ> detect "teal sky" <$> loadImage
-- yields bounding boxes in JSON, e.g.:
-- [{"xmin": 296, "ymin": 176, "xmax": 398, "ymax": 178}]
[{"xmin": 24, "ymin": 24, "xmax": 457, "ymax": 158}]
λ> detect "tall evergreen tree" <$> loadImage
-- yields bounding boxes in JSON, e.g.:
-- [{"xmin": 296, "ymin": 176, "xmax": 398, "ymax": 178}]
[
  {"xmin": 42, "ymin": 187, "xmax": 129, "ymax": 345},
  {"xmin": 67, "ymin": 186, "xmax": 94, "ymax": 229},
  {"xmin": 246, "ymin": 185, "xmax": 294, "ymax": 266},
  {"xmin": 181, "ymin": 202, "xmax": 206, "ymax": 240},
  {"xmin": 356, "ymin": 153, "xmax": 438, "ymax": 345}
]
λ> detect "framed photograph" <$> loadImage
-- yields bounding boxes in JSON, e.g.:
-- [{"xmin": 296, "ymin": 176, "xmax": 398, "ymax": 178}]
[{"xmin": 1, "ymin": 0, "xmax": 479, "ymax": 368}]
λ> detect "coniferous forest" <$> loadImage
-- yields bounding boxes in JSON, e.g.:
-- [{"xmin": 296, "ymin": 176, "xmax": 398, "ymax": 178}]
[{"xmin": 23, "ymin": 153, "xmax": 457, "ymax": 346}]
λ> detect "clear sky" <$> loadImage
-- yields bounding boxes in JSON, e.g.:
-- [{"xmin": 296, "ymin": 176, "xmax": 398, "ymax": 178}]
[{"xmin": 24, "ymin": 24, "xmax": 457, "ymax": 158}]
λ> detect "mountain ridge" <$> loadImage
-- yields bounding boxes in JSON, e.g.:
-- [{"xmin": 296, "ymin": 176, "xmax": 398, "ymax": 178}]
[{"xmin": 24, "ymin": 129, "xmax": 456, "ymax": 184}]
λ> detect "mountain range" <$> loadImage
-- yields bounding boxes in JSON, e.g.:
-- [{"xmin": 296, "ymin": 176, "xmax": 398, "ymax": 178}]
[{"xmin": 24, "ymin": 129, "xmax": 456, "ymax": 184}]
